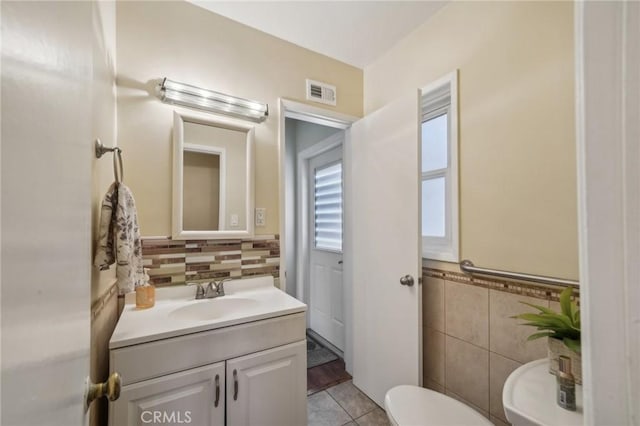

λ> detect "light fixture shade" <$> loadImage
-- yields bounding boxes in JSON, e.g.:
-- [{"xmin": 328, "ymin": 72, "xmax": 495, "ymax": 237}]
[{"xmin": 159, "ymin": 78, "xmax": 268, "ymax": 122}]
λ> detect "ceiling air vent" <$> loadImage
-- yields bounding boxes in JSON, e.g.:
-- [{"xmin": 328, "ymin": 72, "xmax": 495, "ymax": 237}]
[{"xmin": 306, "ymin": 79, "xmax": 337, "ymax": 106}]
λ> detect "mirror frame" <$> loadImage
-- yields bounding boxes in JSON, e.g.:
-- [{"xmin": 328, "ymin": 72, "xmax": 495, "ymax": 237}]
[{"xmin": 172, "ymin": 110, "xmax": 255, "ymax": 240}]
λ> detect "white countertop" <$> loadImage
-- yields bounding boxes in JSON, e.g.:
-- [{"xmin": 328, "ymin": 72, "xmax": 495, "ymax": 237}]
[
  {"xmin": 109, "ymin": 276, "xmax": 306, "ymax": 349},
  {"xmin": 503, "ymin": 358, "xmax": 583, "ymax": 426}
]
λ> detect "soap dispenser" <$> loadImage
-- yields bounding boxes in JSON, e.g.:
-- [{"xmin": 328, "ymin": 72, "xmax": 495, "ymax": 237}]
[
  {"xmin": 135, "ymin": 268, "xmax": 155, "ymax": 309},
  {"xmin": 556, "ymin": 355, "xmax": 576, "ymax": 411}
]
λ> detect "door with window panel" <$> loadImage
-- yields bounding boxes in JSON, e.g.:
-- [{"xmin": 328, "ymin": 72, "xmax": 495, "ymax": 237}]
[{"xmin": 308, "ymin": 146, "xmax": 345, "ymax": 351}]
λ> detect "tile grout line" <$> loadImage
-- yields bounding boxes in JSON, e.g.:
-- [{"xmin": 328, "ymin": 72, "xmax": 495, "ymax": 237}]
[
  {"xmin": 325, "ymin": 382, "xmax": 378, "ymax": 423},
  {"xmin": 324, "ymin": 388, "xmax": 355, "ymax": 422},
  {"xmin": 326, "ymin": 382, "xmax": 356, "ymax": 424},
  {"xmin": 443, "ymin": 330, "xmax": 489, "ymax": 352}
]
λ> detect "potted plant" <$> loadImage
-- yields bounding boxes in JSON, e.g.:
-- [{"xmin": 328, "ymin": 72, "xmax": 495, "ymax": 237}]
[{"xmin": 513, "ymin": 287, "xmax": 581, "ymax": 384}]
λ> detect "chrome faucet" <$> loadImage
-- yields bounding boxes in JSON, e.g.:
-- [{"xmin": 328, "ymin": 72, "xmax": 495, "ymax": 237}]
[
  {"xmin": 188, "ymin": 278, "xmax": 232, "ymax": 300},
  {"xmin": 205, "ymin": 278, "xmax": 231, "ymax": 298}
]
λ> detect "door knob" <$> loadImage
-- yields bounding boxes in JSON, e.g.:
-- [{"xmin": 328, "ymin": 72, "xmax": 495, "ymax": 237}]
[
  {"xmin": 400, "ymin": 275, "xmax": 415, "ymax": 286},
  {"xmin": 86, "ymin": 372, "xmax": 121, "ymax": 406}
]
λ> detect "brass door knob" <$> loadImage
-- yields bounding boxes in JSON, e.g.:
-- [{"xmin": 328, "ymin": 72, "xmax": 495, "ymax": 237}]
[{"xmin": 86, "ymin": 372, "xmax": 121, "ymax": 405}]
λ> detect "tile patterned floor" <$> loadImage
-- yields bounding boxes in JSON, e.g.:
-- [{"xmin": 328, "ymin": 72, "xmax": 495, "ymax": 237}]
[{"xmin": 308, "ymin": 380, "xmax": 391, "ymax": 426}]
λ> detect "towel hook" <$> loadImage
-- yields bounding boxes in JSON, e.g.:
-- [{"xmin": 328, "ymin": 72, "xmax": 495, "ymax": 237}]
[{"xmin": 95, "ymin": 138, "xmax": 124, "ymax": 183}]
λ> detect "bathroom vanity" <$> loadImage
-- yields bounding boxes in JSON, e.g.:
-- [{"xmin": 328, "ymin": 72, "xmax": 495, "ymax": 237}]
[{"xmin": 109, "ymin": 276, "xmax": 307, "ymax": 426}]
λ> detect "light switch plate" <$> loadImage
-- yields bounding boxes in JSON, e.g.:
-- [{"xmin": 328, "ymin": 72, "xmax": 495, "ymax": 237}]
[
  {"xmin": 255, "ymin": 208, "xmax": 266, "ymax": 227},
  {"xmin": 230, "ymin": 214, "xmax": 239, "ymax": 227}
]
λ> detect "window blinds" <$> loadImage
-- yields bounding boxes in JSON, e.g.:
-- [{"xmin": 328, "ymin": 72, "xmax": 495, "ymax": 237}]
[{"xmin": 314, "ymin": 162, "xmax": 343, "ymax": 252}]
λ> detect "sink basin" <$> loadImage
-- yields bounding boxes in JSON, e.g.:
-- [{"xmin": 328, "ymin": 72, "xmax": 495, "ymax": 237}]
[
  {"xmin": 169, "ymin": 297, "xmax": 258, "ymax": 321},
  {"xmin": 503, "ymin": 359, "xmax": 583, "ymax": 426}
]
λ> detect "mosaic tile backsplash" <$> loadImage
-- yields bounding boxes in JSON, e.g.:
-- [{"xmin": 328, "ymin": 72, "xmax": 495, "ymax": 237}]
[{"xmin": 141, "ymin": 235, "xmax": 280, "ymax": 287}]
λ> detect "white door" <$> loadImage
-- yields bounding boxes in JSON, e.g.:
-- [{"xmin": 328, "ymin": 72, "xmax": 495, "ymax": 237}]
[
  {"xmin": 111, "ymin": 363, "xmax": 225, "ymax": 426},
  {"xmin": 348, "ymin": 91, "xmax": 422, "ymax": 406},
  {"xmin": 309, "ymin": 147, "xmax": 345, "ymax": 351},
  {"xmin": 1, "ymin": 2, "xmax": 96, "ymax": 424},
  {"xmin": 226, "ymin": 341, "xmax": 306, "ymax": 426}
]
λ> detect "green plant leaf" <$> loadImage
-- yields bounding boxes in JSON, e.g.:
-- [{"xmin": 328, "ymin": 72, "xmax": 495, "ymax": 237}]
[
  {"xmin": 563, "ymin": 337, "xmax": 581, "ymax": 354},
  {"xmin": 559, "ymin": 287, "xmax": 574, "ymax": 321},
  {"xmin": 515, "ymin": 294, "xmax": 581, "ymax": 342},
  {"xmin": 513, "ymin": 313, "xmax": 550, "ymax": 323},
  {"xmin": 570, "ymin": 300, "xmax": 579, "ymax": 321},
  {"xmin": 519, "ymin": 302, "xmax": 556, "ymax": 315},
  {"xmin": 527, "ymin": 332, "xmax": 554, "ymax": 341},
  {"xmin": 539, "ymin": 312, "xmax": 579, "ymax": 331},
  {"xmin": 518, "ymin": 312, "xmax": 577, "ymax": 332}
]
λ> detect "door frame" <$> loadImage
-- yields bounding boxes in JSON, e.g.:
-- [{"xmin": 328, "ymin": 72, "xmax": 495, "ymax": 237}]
[
  {"xmin": 278, "ymin": 99, "xmax": 358, "ymax": 371},
  {"xmin": 301, "ymin": 137, "xmax": 345, "ymax": 351},
  {"xmin": 575, "ymin": 1, "xmax": 639, "ymax": 424}
]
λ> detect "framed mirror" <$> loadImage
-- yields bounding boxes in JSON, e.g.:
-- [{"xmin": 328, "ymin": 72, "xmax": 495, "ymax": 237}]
[{"xmin": 172, "ymin": 110, "xmax": 254, "ymax": 239}]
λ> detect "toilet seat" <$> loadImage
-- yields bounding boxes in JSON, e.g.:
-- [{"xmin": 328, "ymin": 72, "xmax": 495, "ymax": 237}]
[{"xmin": 384, "ymin": 385, "xmax": 494, "ymax": 426}]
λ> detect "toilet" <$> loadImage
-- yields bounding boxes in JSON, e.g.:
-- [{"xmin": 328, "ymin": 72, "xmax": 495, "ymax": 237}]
[{"xmin": 384, "ymin": 385, "xmax": 494, "ymax": 426}]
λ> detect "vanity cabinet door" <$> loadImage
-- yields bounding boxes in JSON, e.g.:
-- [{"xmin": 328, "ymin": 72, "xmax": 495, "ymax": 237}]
[
  {"xmin": 226, "ymin": 340, "xmax": 306, "ymax": 426},
  {"xmin": 110, "ymin": 362, "xmax": 225, "ymax": 426}
]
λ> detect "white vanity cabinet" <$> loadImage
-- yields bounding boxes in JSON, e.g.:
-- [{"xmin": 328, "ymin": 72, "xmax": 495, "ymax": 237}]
[
  {"xmin": 109, "ymin": 312, "xmax": 307, "ymax": 426},
  {"xmin": 112, "ymin": 362, "xmax": 226, "ymax": 426},
  {"xmin": 226, "ymin": 341, "xmax": 306, "ymax": 426}
]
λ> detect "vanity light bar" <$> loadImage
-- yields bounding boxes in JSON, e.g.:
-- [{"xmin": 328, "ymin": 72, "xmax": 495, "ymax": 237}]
[{"xmin": 159, "ymin": 78, "xmax": 268, "ymax": 122}]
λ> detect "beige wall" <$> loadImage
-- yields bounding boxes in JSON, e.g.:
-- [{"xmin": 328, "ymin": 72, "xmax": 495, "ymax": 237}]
[
  {"xmin": 366, "ymin": 1, "xmax": 578, "ymax": 279},
  {"xmin": 91, "ymin": 0, "xmax": 118, "ymax": 304},
  {"xmin": 116, "ymin": 1, "xmax": 363, "ymax": 237}
]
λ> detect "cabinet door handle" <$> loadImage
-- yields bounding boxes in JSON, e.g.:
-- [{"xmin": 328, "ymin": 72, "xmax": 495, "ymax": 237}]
[
  {"xmin": 214, "ymin": 374, "xmax": 220, "ymax": 407},
  {"xmin": 233, "ymin": 369, "xmax": 238, "ymax": 401}
]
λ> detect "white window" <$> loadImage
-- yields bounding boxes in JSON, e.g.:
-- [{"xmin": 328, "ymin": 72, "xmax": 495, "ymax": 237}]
[
  {"xmin": 421, "ymin": 71, "xmax": 459, "ymax": 262},
  {"xmin": 314, "ymin": 161, "xmax": 343, "ymax": 252}
]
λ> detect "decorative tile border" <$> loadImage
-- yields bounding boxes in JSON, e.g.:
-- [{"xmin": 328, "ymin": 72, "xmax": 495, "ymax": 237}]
[
  {"xmin": 142, "ymin": 235, "xmax": 280, "ymax": 287},
  {"xmin": 91, "ymin": 280, "xmax": 119, "ymax": 320},
  {"xmin": 422, "ymin": 266, "xmax": 579, "ymax": 302}
]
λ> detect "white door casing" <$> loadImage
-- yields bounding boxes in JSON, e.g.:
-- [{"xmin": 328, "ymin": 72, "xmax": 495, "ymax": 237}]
[
  {"xmin": 348, "ymin": 91, "xmax": 423, "ymax": 406},
  {"xmin": 296, "ymin": 132, "xmax": 344, "ymax": 322},
  {"xmin": 575, "ymin": 1, "xmax": 640, "ymax": 424},
  {"xmin": 309, "ymin": 147, "xmax": 345, "ymax": 351},
  {"xmin": 279, "ymin": 99, "xmax": 358, "ymax": 373}
]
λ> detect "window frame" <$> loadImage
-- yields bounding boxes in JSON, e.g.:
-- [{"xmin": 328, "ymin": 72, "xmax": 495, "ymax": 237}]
[{"xmin": 420, "ymin": 71, "xmax": 460, "ymax": 262}]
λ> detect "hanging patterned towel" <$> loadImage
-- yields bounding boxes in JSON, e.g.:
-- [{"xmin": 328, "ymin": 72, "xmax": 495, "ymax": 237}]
[
  {"xmin": 94, "ymin": 183, "xmax": 118, "ymax": 270},
  {"xmin": 94, "ymin": 182, "xmax": 144, "ymax": 294}
]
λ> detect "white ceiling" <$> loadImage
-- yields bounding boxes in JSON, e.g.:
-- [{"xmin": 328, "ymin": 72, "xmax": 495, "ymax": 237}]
[{"xmin": 188, "ymin": 1, "xmax": 447, "ymax": 69}]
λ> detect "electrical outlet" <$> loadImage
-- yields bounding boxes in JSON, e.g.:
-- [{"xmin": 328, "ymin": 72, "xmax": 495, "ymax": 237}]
[
  {"xmin": 255, "ymin": 208, "xmax": 266, "ymax": 227},
  {"xmin": 230, "ymin": 214, "xmax": 239, "ymax": 227}
]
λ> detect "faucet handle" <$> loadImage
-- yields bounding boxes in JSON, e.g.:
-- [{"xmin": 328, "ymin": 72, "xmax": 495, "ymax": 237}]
[
  {"xmin": 186, "ymin": 282, "xmax": 205, "ymax": 299},
  {"xmin": 217, "ymin": 277, "xmax": 233, "ymax": 292}
]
